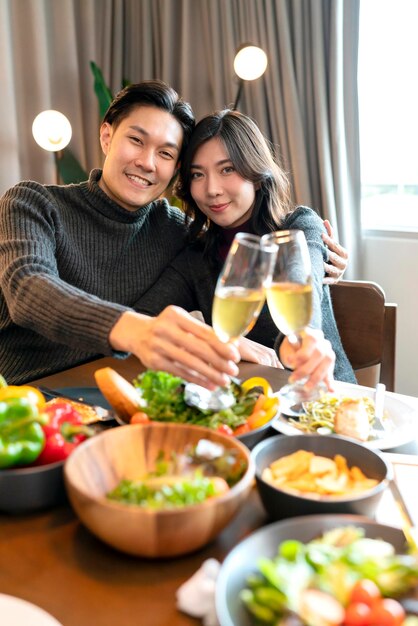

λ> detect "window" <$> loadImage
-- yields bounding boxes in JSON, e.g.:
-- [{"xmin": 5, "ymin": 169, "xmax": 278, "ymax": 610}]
[{"xmin": 358, "ymin": 0, "xmax": 418, "ymax": 231}]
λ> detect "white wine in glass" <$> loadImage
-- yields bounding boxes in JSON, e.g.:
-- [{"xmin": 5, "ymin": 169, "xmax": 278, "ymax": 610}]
[
  {"xmin": 262, "ymin": 229, "xmax": 326, "ymax": 407},
  {"xmin": 185, "ymin": 232, "xmax": 276, "ymax": 411},
  {"xmin": 266, "ymin": 282, "xmax": 313, "ymax": 337},
  {"xmin": 212, "ymin": 286, "xmax": 265, "ymax": 342}
]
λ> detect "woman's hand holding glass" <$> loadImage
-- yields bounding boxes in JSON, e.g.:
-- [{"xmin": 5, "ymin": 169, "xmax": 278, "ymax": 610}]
[
  {"xmin": 279, "ymin": 327, "xmax": 335, "ymax": 392},
  {"xmin": 262, "ymin": 229, "xmax": 334, "ymax": 406}
]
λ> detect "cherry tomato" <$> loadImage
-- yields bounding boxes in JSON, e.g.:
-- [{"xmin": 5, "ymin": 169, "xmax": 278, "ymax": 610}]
[
  {"xmin": 369, "ymin": 598, "xmax": 405, "ymax": 626},
  {"xmin": 344, "ymin": 601, "xmax": 373, "ymax": 626},
  {"xmin": 130, "ymin": 411, "xmax": 150, "ymax": 424},
  {"xmin": 350, "ymin": 579, "xmax": 381, "ymax": 607},
  {"xmin": 216, "ymin": 424, "xmax": 234, "ymax": 436},
  {"xmin": 233, "ymin": 423, "xmax": 251, "ymax": 436}
]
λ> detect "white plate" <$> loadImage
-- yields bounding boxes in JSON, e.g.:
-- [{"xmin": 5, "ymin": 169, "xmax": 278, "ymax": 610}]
[
  {"xmin": 271, "ymin": 381, "xmax": 418, "ymax": 450},
  {"xmin": 0, "ymin": 594, "xmax": 62, "ymax": 626}
]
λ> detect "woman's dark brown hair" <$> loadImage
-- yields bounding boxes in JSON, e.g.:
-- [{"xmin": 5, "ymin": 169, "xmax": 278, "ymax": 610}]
[{"xmin": 175, "ymin": 109, "xmax": 292, "ymax": 255}]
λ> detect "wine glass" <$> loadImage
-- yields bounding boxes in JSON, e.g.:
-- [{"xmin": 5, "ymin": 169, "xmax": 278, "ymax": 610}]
[
  {"xmin": 185, "ymin": 232, "xmax": 277, "ymax": 411},
  {"xmin": 261, "ymin": 229, "xmax": 327, "ymax": 408}
]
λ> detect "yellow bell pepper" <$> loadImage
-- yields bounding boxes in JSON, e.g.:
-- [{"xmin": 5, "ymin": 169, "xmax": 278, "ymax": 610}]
[
  {"xmin": 247, "ymin": 394, "xmax": 279, "ymax": 430},
  {"xmin": 241, "ymin": 376, "xmax": 273, "ymax": 397},
  {"xmin": 0, "ymin": 385, "xmax": 46, "ymax": 409},
  {"xmin": 263, "ymin": 396, "xmax": 279, "ymax": 411}
]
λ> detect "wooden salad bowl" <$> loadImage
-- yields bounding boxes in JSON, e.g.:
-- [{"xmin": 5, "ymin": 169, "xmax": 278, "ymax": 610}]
[{"xmin": 64, "ymin": 422, "xmax": 255, "ymax": 558}]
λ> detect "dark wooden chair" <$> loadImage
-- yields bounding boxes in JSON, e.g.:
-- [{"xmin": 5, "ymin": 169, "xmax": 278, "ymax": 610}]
[{"xmin": 329, "ymin": 280, "xmax": 397, "ymax": 391}]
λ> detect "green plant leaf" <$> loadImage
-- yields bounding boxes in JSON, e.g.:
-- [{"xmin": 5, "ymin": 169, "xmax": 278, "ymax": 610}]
[
  {"xmin": 90, "ymin": 60, "xmax": 113, "ymax": 119},
  {"xmin": 56, "ymin": 148, "xmax": 88, "ymax": 184}
]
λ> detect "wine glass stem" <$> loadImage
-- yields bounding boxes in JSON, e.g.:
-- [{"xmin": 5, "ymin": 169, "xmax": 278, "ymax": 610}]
[
  {"xmin": 288, "ymin": 332, "xmax": 303, "ymax": 349},
  {"xmin": 287, "ymin": 332, "xmax": 309, "ymax": 386}
]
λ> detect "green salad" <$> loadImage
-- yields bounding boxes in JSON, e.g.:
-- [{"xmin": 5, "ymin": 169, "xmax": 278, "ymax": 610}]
[
  {"xmin": 132, "ymin": 369, "xmax": 259, "ymax": 431},
  {"xmin": 106, "ymin": 438, "xmax": 246, "ymax": 510},
  {"xmin": 107, "ymin": 471, "xmax": 222, "ymax": 509}
]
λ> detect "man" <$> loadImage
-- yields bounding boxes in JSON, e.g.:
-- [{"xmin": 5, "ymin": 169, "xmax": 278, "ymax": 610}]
[{"xmin": 0, "ymin": 80, "xmax": 339, "ymax": 387}]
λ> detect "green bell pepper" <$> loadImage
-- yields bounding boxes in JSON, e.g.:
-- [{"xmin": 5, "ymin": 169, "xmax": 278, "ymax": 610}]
[{"xmin": 0, "ymin": 397, "xmax": 46, "ymax": 469}]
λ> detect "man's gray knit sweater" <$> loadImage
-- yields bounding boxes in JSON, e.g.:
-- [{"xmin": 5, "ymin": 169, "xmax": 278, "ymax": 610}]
[{"xmin": 0, "ymin": 169, "xmax": 187, "ymax": 384}]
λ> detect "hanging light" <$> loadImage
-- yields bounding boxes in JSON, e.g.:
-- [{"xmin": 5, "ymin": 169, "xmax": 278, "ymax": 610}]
[
  {"xmin": 234, "ymin": 45, "xmax": 268, "ymax": 81},
  {"xmin": 32, "ymin": 110, "xmax": 72, "ymax": 183},
  {"xmin": 233, "ymin": 44, "xmax": 268, "ymax": 109},
  {"xmin": 32, "ymin": 110, "xmax": 72, "ymax": 152}
]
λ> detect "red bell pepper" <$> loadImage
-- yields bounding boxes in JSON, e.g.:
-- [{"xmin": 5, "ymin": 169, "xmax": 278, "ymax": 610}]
[{"xmin": 35, "ymin": 401, "xmax": 94, "ymax": 465}]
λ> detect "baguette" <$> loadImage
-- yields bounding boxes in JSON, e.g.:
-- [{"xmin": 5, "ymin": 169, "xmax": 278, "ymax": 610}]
[{"xmin": 94, "ymin": 367, "xmax": 140, "ymax": 421}]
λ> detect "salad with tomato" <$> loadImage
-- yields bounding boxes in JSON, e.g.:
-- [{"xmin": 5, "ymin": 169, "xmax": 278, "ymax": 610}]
[
  {"xmin": 129, "ymin": 370, "xmax": 279, "ymax": 436},
  {"xmin": 241, "ymin": 526, "xmax": 418, "ymax": 626}
]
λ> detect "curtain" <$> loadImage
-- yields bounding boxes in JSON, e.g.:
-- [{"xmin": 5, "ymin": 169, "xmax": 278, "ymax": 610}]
[
  {"xmin": 0, "ymin": 0, "xmax": 361, "ymax": 276},
  {"xmin": 0, "ymin": 0, "xmax": 113, "ymax": 191}
]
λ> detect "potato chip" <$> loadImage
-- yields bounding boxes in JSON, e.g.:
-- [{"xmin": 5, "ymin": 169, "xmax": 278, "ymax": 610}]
[
  {"xmin": 285, "ymin": 476, "xmax": 319, "ymax": 492},
  {"xmin": 262, "ymin": 450, "xmax": 379, "ymax": 499},
  {"xmin": 270, "ymin": 450, "xmax": 313, "ymax": 480},
  {"xmin": 334, "ymin": 454, "xmax": 349, "ymax": 474},
  {"xmin": 350, "ymin": 466, "xmax": 368, "ymax": 481},
  {"xmin": 309, "ymin": 456, "xmax": 337, "ymax": 476},
  {"xmin": 316, "ymin": 473, "xmax": 348, "ymax": 494}
]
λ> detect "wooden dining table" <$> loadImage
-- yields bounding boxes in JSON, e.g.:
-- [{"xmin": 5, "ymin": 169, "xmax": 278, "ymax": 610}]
[{"xmin": 1, "ymin": 356, "xmax": 418, "ymax": 626}]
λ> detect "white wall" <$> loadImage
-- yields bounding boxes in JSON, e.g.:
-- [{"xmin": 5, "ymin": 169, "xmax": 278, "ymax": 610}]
[{"xmin": 363, "ymin": 232, "xmax": 418, "ymax": 396}]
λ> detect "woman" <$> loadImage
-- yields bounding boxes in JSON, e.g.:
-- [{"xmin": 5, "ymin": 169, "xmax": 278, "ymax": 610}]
[{"xmin": 137, "ymin": 109, "xmax": 354, "ymax": 385}]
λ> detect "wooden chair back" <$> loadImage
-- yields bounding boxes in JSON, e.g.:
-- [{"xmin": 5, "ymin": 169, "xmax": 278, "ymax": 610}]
[{"xmin": 330, "ymin": 280, "xmax": 397, "ymax": 391}]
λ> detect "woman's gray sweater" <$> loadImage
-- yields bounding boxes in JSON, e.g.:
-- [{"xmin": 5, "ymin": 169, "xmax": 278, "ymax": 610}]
[
  {"xmin": 137, "ymin": 207, "xmax": 357, "ymax": 383},
  {"xmin": 0, "ymin": 170, "xmax": 187, "ymax": 383}
]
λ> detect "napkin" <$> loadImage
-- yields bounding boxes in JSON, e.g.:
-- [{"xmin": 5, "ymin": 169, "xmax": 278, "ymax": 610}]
[{"xmin": 176, "ymin": 558, "xmax": 221, "ymax": 626}]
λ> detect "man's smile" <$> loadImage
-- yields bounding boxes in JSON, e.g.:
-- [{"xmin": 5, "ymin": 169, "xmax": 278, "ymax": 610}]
[{"xmin": 126, "ymin": 173, "xmax": 154, "ymax": 187}]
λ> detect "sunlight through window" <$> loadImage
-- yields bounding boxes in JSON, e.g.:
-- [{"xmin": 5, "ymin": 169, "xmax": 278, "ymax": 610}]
[{"xmin": 359, "ymin": 0, "xmax": 418, "ymax": 231}]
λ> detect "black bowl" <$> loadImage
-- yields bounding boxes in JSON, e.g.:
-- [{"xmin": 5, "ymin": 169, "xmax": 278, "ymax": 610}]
[
  {"xmin": 215, "ymin": 514, "xmax": 407, "ymax": 626},
  {"xmin": 251, "ymin": 434, "xmax": 392, "ymax": 520},
  {"xmin": 0, "ymin": 461, "xmax": 66, "ymax": 514}
]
